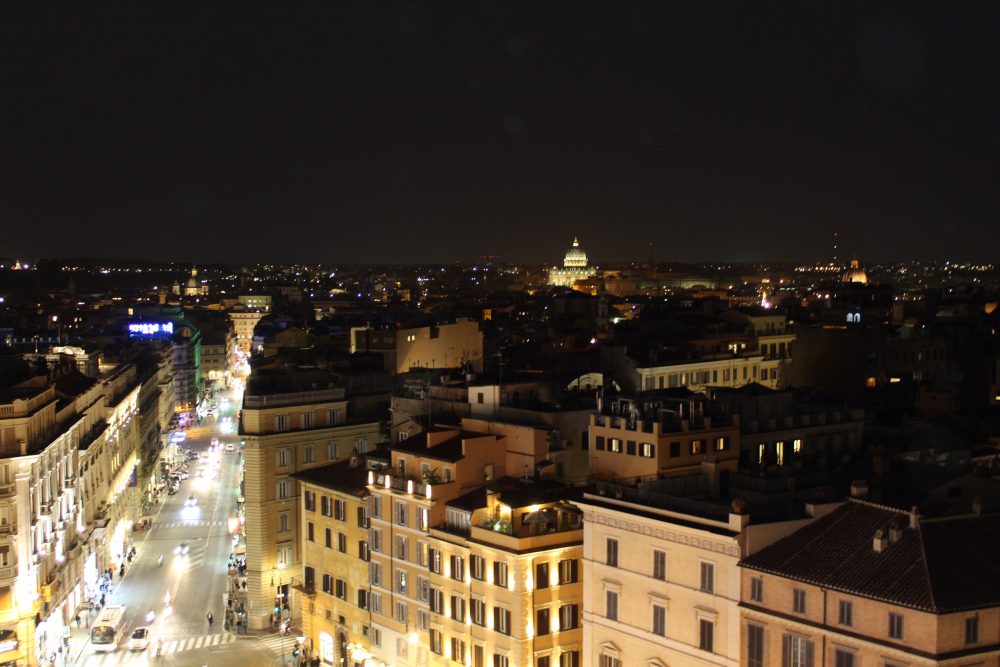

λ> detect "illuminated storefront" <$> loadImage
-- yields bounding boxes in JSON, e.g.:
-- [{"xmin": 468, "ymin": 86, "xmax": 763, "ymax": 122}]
[
  {"xmin": 33, "ymin": 604, "xmax": 67, "ymax": 667},
  {"xmin": 109, "ymin": 520, "xmax": 130, "ymax": 567},
  {"xmin": 0, "ymin": 628, "xmax": 19, "ymax": 667}
]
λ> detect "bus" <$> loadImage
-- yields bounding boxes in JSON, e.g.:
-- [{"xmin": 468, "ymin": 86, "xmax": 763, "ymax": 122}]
[{"xmin": 90, "ymin": 605, "xmax": 128, "ymax": 651}]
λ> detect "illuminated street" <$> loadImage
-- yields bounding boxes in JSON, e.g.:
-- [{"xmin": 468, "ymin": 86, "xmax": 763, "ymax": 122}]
[{"xmin": 70, "ymin": 386, "xmax": 288, "ymax": 667}]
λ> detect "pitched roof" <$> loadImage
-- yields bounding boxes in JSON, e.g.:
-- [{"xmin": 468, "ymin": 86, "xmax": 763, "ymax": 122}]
[{"xmin": 740, "ymin": 500, "xmax": 1000, "ymax": 613}]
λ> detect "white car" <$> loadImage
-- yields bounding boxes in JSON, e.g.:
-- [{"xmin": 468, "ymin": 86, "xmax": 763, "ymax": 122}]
[
  {"xmin": 211, "ymin": 437, "xmax": 219, "ymax": 447},
  {"xmin": 225, "ymin": 443, "xmax": 236, "ymax": 453},
  {"xmin": 128, "ymin": 627, "xmax": 151, "ymax": 650},
  {"xmin": 184, "ymin": 494, "xmax": 197, "ymax": 507},
  {"xmin": 174, "ymin": 542, "xmax": 190, "ymax": 556}
]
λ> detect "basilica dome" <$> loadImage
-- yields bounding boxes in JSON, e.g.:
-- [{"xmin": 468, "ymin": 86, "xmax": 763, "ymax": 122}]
[
  {"xmin": 842, "ymin": 258, "xmax": 868, "ymax": 285},
  {"xmin": 563, "ymin": 238, "xmax": 589, "ymax": 268}
]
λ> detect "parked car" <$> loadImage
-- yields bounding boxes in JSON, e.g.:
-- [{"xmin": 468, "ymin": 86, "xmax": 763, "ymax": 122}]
[{"xmin": 168, "ymin": 484, "xmax": 179, "ymax": 495}]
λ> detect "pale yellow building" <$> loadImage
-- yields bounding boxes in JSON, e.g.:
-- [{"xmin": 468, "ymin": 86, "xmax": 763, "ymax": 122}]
[
  {"xmin": 294, "ymin": 453, "xmax": 384, "ymax": 666},
  {"xmin": 241, "ymin": 382, "xmax": 381, "ymax": 630},
  {"xmin": 0, "ymin": 360, "xmax": 151, "ymax": 666},
  {"xmin": 577, "ymin": 479, "xmax": 822, "ymax": 667},
  {"xmin": 364, "ymin": 425, "xmax": 584, "ymax": 667},
  {"xmin": 588, "ymin": 396, "xmax": 740, "ymax": 482},
  {"xmin": 229, "ymin": 307, "xmax": 266, "ymax": 354},
  {"xmin": 351, "ymin": 319, "xmax": 484, "ymax": 374},
  {"xmin": 740, "ymin": 500, "xmax": 1000, "ymax": 667}
]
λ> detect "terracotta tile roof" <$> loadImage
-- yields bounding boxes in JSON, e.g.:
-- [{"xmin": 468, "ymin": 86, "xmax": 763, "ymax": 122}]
[{"xmin": 740, "ymin": 500, "xmax": 1000, "ymax": 613}]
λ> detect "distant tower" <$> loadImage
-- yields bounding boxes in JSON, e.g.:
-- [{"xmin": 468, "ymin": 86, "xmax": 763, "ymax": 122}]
[
  {"xmin": 648, "ymin": 241, "xmax": 655, "ymax": 271},
  {"xmin": 833, "ymin": 231, "xmax": 839, "ymax": 264}
]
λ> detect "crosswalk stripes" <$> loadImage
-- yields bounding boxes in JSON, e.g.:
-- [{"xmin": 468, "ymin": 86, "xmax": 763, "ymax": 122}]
[
  {"xmin": 174, "ymin": 545, "xmax": 208, "ymax": 570},
  {"xmin": 157, "ymin": 519, "xmax": 224, "ymax": 529},
  {"xmin": 257, "ymin": 633, "xmax": 295, "ymax": 654},
  {"xmin": 167, "ymin": 632, "xmax": 236, "ymax": 653},
  {"xmin": 76, "ymin": 634, "xmax": 237, "ymax": 665}
]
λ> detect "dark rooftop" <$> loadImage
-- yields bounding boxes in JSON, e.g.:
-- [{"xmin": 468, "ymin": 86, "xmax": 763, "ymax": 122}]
[
  {"xmin": 741, "ymin": 500, "xmax": 1000, "ymax": 613},
  {"xmin": 290, "ymin": 456, "xmax": 377, "ymax": 497},
  {"xmin": 391, "ymin": 428, "xmax": 501, "ymax": 463},
  {"xmin": 0, "ymin": 376, "xmax": 49, "ymax": 404}
]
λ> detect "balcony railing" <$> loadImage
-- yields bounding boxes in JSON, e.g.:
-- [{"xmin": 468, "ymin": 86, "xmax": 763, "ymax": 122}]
[
  {"xmin": 371, "ymin": 472, "xmax": 434, "ymax": 499},
  {"xmin": 244, "ymin": 388, "xmax": 345, "ymax": 409}
]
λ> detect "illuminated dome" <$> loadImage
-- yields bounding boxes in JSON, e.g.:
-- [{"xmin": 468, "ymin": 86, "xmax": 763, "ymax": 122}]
[
  {"xmin": 563, "ymin": 238, "xmax": 589, "ymax": 268},
  {"xmin": 842, "ymin": 258, "xmax": 868, "ymax": 285}
]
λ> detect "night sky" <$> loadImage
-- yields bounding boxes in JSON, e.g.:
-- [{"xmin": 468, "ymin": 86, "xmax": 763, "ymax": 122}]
[{"xmin": 2, "ymin": 3, "xmax": 999, "ymax": 265}]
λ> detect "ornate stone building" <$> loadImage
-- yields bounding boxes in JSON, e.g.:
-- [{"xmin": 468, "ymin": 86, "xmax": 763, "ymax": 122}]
[{"xmin": 548, "ymin": 238, "xmax": 597, "ymax": 288}]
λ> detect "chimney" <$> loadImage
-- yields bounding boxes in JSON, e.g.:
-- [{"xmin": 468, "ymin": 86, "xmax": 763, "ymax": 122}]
[
  {"xmin": 909, "ymin": 506, "xmax": 919, "ymax": 529},
  {"xmin": 873, "ymin": 529, "xmax": 888, "ymax": 553},
  {"xmin": 850, "ymin": 480, "xmax": 869, "ymax": 499},
  {"xmin": 701, "ymin": 459, "xmax": 721, "ymax": 500},
  {"xmin": 888, "ymin": 521, "xmax": 903, "ymax": 544}
]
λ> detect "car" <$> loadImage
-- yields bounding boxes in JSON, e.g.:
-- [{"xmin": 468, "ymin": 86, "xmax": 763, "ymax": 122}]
[
  {"xmin": 211, "ymin": 437, "xmax": 219, "ymax": 446},
  {"xmin": 225, "ymin": 443, "xmax": 236, "ymax": 453},
  {"xmin": 174, "ymin": 542, "xmax": 190, "ymax": 556},
  {"xmin": 195, "ymin": 469, "xmax": 203, "ymax": 478},
  {"xmin": 128, "ymin": 627, "xmax": 151, "ymax": 651},
  {"xmin": 184, "ymin": 494, "xmax": 197, "ymax": 507},
  {"xmin": 178, "ymin": 471, "xmax": 189, "ymax": 480},
  {"xmin": 168, "ymin": 484, "xmax": 179, "ymax": 495},
  {"xmin": 199, "ymin": 452, "xmax": 209, "ymax": 461}
]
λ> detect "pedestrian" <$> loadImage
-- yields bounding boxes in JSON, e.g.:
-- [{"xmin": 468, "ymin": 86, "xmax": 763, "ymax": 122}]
[
  {"xmin": 242, "ymin": 617, "xmax": 248, "ymax": 634},
  {"xmin": 207, "ymin": 612, "xmax": 214, "ymax": 626},
  {"xmin": 75, "ymin": 613, "xmax": 81, "ymax": 629}
]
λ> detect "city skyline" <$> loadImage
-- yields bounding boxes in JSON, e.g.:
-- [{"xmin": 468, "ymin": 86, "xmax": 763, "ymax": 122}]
[{"xmin": 2, "ymin": 3, "xmax": 999, "ymax": 264}]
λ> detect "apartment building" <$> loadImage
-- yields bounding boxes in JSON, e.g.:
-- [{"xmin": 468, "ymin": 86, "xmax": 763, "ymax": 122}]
[
  {"xmin": 351, "ymin": 319, "xmax": 484, "ymax": 375},
  {"xmin": 428, "ymin": 479, "xmax": 584, "ymax": 667},
  {"xmin": 240, "ymin": 380, "xmax": 381, "ymax": 630},
  {"xmin": 229, "ymin": 306, "xmax": 266, "ymax": 353},
  {"xmin": 365, "ymin": 424, "xmax": 584, "ymax": 667},
  {"xmin": 364, "ymin": 426, "xmax": 507, "ymax": 666},
  {"xmin": 740, "ymin": 500, "xmax": 1000, "ymax": 667},
  {"xmin": 577, "ymin": 478, "xmax": 823, "ymax": 667},
  {"xmin": 708, "ymin": 385, "xmax": 866, "ymax": 473},
  {"xmin": 588, "ymin": 393, "xmax": 740, "ymax": 482},
  {"xmin": 293, "ymin": 452, "xmax": 385, "ymax": 666},
  {"xmin": 0, "ymin": 359, "xmax": 153, "ymax": 666}
]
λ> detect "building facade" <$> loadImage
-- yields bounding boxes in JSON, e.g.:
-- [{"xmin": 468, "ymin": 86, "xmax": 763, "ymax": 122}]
[
  {"xmin": 240, "ymin": 385, "xmax": 381, "ymax": 630},
  {"xmin": 295, "ymin": 455, "xmax": 382, "ymax": 667},
  {"xmin": 364, "ymin": 427, "xmax": 584, "ymax": 667},
  {"xmin": 549, "ymin": 238, "xmax": 597, "ymax": 289},
  {"xmin": 352, "ymin": 320, "xmax": 484, "ymax": 375},
  {"xmin": 577, "ymin": 486, "xmax": 820, "ymax": 667},
  {"xmin": 740, "ymin": 500, "xmax": 1000, "ymax": 667}
]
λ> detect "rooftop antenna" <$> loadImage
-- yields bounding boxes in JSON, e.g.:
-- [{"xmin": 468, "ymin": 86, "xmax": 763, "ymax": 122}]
[{"xmin": 833, "ymin": 231, "xmax": 839, "ymax": 264}]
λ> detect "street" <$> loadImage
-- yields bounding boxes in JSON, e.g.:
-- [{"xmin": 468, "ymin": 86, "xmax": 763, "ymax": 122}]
[{"xmin": 71, "ymin": 385, "xmax": 289, "ymax": 667}]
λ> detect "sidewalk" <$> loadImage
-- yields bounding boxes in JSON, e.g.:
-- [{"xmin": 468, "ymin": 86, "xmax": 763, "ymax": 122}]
[{"xmin": 64, "ymin": 616, "xmax": 95, "ymax": 665}]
